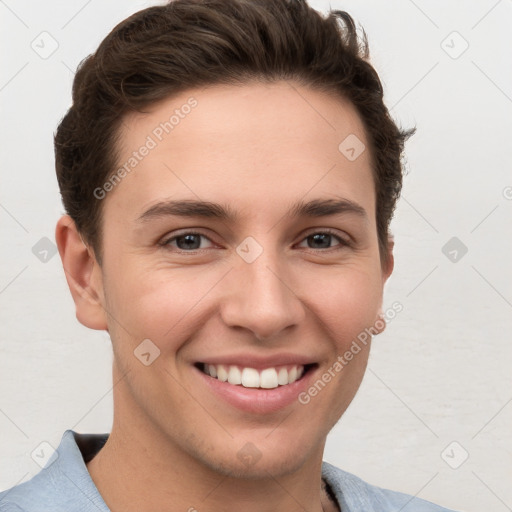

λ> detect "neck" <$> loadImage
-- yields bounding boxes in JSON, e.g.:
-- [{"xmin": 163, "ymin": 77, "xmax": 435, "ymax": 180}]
[
  {"xmin": 87, "ymin": 427, "xmax": 338, "ymax": 512},
  {"xmin": 86, "ymin": 372, "xmax": 339, "ymax": 512}
]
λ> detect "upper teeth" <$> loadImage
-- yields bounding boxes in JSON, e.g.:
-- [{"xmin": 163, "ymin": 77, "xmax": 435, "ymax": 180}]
[{"xmin": 203, "ymin": 364, "xmax": 305, "ymax": 389}]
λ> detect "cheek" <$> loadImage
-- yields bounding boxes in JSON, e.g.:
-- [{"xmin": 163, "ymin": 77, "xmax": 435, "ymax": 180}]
[
  {"xmin": 102, "ymin": 250, "xmax": 383, "ymax": 359},
  {"xmin": 103, "ymin": 261, "xmax": 228, "ymax": 350},
  {"xmin": 302, "ymin": 265, "xmax": 381, "ymax": 415},
  {"xmin": 297, "ymin": 262, "xmax": 383, "ymax": 343}
]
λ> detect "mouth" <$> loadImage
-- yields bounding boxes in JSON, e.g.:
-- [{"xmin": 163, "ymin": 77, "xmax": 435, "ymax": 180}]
[{"xmin": 194, "ymin": 362, "xmax": 316, "ymax": 389}]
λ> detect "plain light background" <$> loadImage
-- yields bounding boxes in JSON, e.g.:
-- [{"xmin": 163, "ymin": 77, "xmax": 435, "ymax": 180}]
[{"xmin": 1, "ymin": 1, "xmax": 511, "ymax": 511}]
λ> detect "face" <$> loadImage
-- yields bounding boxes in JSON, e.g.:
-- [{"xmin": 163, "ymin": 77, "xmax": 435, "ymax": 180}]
[{"xmin": 87, "ymin": 81, "xmax": 392, "ymax": 477}]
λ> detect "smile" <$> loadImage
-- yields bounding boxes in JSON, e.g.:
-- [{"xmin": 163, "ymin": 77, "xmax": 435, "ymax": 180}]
[
  {"xmin": 194, "ymin": 359, "xmax": 318, "ymax": 413},
  {"xmin": 196, "ymin": 363, "xmax": 314, "ymax": 389}
]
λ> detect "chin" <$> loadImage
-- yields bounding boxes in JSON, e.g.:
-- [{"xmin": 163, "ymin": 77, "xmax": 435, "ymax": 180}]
[
  {"xmin": 205, "ymin": 448, "xmax": 309, "ymax": 480},
  {"xmin": 202, "ymin": 429, "xmax": 322, "ymax": 479}
]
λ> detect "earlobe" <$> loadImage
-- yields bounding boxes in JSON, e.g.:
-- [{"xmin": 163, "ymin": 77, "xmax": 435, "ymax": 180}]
[
  {"xmin": 383, "ymin": 235, "xmax": 395, "ymax": 282},
  {"xmin": 55, "ymin": 215, "xmax": 108, "ymax": 331},
  {"xmin": 374, "ymin": 235, "xmax": 396, "ymax": 336}
]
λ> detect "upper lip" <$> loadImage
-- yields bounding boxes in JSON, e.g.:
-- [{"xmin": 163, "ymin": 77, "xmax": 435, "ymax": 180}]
[{"xmin": 195, "ymin": 353, "xmax": 318, "ymax": 370}]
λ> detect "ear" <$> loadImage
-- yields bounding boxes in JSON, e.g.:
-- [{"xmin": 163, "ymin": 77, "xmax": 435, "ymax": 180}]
[
  {"xmin": 55, "ymin": 215, "xmax": 108, "ymax": 331},
  {"xmin": 373, "ymin": 234, "xmax": 395, "ymax": 335}
]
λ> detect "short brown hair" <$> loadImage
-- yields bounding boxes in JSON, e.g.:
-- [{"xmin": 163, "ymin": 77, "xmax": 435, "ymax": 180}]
[{"xmin": 54, "ymin": 0, "xmax": 414, "ymax": 267}]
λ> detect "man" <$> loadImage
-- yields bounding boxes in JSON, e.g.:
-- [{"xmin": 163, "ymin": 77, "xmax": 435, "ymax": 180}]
[{"xmin": 0, "ymin": 0, "xmax": 459, "ymax": 510}]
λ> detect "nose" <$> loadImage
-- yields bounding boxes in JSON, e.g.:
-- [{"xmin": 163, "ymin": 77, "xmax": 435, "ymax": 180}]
[{"xmin": 219, "ymin": 250, "xmax": 306, "ymax": 342}]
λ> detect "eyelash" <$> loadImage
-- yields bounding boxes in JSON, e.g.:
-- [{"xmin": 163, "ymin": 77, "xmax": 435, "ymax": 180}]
[{"xmin": 159, "ymin": 229, "xmax": 352, "ymax": 253}]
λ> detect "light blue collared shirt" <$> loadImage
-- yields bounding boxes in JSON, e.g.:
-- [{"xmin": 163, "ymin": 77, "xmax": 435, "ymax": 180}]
[{"xmin": 0, "ymin": 430, "xmax": 459, "ymax": 511}]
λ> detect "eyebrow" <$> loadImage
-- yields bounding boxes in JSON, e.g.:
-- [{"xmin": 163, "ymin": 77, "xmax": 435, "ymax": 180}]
[{"xmin": 136, "ymin": 197, "xmax": 368, "ymax": 223}]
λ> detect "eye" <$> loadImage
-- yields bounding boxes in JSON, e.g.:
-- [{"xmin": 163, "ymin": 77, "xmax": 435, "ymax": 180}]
[
  {"xmin": 297, "ymin": 230, "xmax": 350, "ymax": 250},
  {"xmin": 160, "ymin": 229, "xmax": 350, "ymax": 253},
  {"xmin": 161, "ymin": 232, "xmax": 214, "ymax": 251}
]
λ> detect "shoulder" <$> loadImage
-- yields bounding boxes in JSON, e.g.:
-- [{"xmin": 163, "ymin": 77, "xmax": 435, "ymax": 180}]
[
  {"xmin": 0, "ymin": 461, "xmax": 94, "ymax": 512},
  {"xmin": 0, "ymin": 430, "xmax": 109, "ymax": 512},
  {"xmin": 322, "ymin": 461, "xmax": 461, "ymax": 512},
  {"xmin": 0, "ymin": 464, "xmax": 68, "ymax": 512}
]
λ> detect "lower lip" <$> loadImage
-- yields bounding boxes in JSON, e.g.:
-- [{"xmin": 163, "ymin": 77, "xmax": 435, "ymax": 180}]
[{"xmin": 194, "ymin": 365, "xmax": 318, "ymax": 414}]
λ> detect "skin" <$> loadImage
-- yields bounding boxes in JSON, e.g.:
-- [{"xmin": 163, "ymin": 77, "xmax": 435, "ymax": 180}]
[{"xmin": 56, "ymin": 80, "xmax": 394, "ymax": 512}]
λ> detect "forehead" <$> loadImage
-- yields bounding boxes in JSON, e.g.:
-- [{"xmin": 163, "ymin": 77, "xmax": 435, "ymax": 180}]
[{"xmin": 108, "ymin": 81, "xmax": 375, "ymax": 224}]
